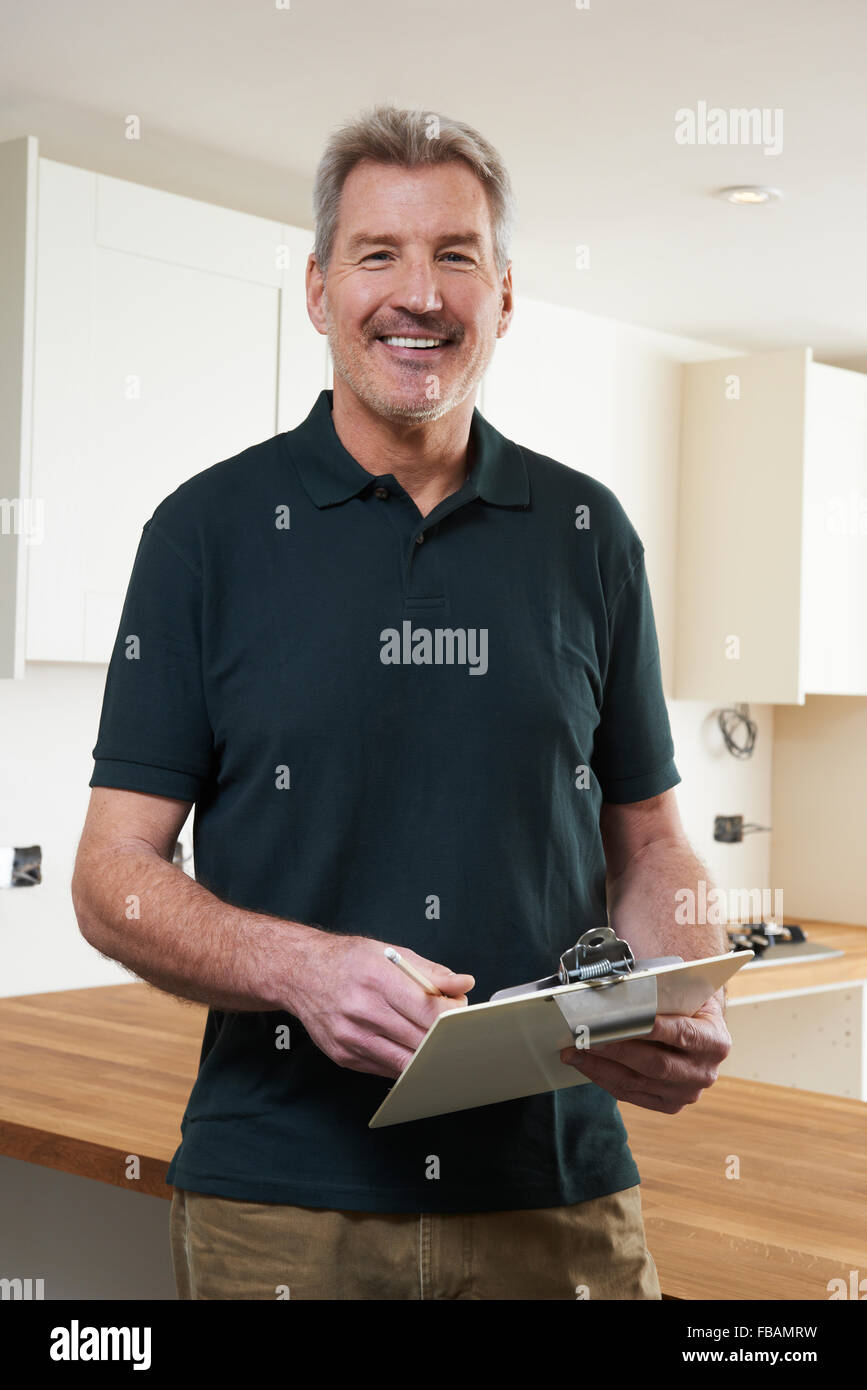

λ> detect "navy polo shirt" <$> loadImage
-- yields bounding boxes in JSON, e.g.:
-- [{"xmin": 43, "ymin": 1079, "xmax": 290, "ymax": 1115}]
[{"xmin": 89, "ymin": 387, "xmax": 681, "ymax": 1213}]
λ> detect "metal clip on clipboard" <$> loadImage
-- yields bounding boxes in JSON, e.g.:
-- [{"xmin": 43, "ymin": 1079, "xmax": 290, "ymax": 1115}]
[{"xmin": 489, "ymin": 927, "xmax": 683, "ymax": 1046}]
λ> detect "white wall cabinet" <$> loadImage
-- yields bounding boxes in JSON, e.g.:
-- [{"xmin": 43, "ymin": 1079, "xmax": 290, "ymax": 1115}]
[
  {"xmin": 11, "ymin": 142, "xmax": 327, "ymax": 669},
  {"xmin": 0, "ymin": 137, "xmax": 37, "ymax": 679},
  {"xmin": 675, "ymin": 347, "xmax": 867, "ymax": 704},
  {"xmin": 801, "ymin": 363, "xmax": 867, "ymax": 696}
]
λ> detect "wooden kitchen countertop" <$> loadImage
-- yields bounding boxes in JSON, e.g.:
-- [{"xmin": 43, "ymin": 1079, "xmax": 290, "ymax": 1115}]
[{"xmin": 0, "ymin": 917, "xmax": 865, "ymax": 1301}]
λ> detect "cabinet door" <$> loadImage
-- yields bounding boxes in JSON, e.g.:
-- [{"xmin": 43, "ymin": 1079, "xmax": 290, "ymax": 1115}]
[
  {"xmin": 801, "ymin": 364, "xmax": 867, "ymax": 695},
  {"xmin": 675, "ymin": 348, "xmax": 810, "ymax": 704},
  {"xmin": 28, "ymin": 161, "xmax": 285, "ymax": 662},
  {"xmin": 0, "ymin": 136, "xmax": 37, "ymax": 679}
]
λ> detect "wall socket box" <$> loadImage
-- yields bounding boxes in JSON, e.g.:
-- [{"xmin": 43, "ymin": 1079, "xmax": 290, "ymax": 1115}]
[{"xmin": 714, "ymin": 815, "xmax": 744, "ymax": 843}]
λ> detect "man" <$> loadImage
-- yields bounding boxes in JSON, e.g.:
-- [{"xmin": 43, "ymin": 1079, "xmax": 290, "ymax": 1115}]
[{"xmin": 72, "ymin": 104, "xmax": 730, "ymax": 1301}]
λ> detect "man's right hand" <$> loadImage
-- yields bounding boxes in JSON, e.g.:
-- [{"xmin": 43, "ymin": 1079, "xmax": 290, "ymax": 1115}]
[{"xmin": 287, "ymin": 933, "xmax": 475, "ymax": 1079}]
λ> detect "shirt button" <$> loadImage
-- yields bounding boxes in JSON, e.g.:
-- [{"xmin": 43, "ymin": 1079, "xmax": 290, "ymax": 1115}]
[
  {"xmin": 415, "ymin": 532, "xmax": 425, "ymax": 545},
  {"xmin": 374, "ymin": 485, "xmax": 389, "ymax": 499}
]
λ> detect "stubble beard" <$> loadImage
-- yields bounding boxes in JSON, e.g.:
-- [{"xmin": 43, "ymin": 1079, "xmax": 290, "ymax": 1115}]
[{"xmin": 324, "ymin": 307, "xmax": 492, "ymax": 425}]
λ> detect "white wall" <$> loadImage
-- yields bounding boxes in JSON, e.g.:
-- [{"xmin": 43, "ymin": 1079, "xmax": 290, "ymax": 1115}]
[
  {"xmin": 668, "ymin": 699, "xmax": 774, "ymax": 906},
  {"xmin": 0, "ymin": 656, "xmax": 195, "ymax": 995},
  {"xmin": 0, "ymin": 296, "xmax": 775, "ymax": 999},
  {"xmin": 0, "ymin": 660, "xmax": 167, "ymax": 997}
]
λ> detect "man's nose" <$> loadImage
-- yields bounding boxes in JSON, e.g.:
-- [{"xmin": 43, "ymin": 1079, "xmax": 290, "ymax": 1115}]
[{"xmin": 391, "ymin": 258, "xmax": 444, "ymax": 316}]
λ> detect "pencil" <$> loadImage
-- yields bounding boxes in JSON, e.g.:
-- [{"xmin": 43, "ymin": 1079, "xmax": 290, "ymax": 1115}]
[{"xmin": 384, "ymin": 947, "xmax": 443, "ymax": 996}]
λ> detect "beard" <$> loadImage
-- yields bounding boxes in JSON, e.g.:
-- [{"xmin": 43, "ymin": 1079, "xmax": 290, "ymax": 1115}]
[{"xmin": 323, "ymin": 307, "xmax": 492, "ymax": 425}]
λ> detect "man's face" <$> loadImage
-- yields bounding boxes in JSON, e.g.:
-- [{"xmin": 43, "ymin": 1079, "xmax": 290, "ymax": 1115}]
[{"xmin": 309, "ymin": 158, "xmax": 512, "ymax": 423}]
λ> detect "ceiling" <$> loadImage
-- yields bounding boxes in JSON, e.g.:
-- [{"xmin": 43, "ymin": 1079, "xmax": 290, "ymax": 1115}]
[{"xmin": 2, "ymin": 0, "xmax": 866, "ymax": 367}]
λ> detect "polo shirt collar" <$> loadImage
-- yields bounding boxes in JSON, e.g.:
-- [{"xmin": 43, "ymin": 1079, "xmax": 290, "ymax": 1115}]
[{"xmin": 286, "ymin": 389, "xmax": 529, "ymax": 509}]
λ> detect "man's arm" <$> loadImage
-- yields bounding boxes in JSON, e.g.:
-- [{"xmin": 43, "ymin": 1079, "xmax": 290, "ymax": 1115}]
[
  {"xmin": 560, "ymin": 788, "xmax": 732, "ymax": 1112},
  {"xmin": 72, "ymin": 787, "xmax": 474, "ymax": 1079},
  {"xmin": 71, "ymin": 787, "xmax": 315, "ymax": 1013},
  {"xmin": 599, "ymin": 789, "xmax": 730, "ymax": 967}
]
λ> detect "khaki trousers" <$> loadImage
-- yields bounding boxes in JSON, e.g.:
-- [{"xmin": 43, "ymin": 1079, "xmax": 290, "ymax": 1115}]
[{"xmin": 169, "ymin": 1184, "xmax": 661, "ymax": 1300}]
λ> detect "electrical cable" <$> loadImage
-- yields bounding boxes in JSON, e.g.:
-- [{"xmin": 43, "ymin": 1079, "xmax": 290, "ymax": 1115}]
[{"xmin": 717, "ymin": 702, "xmax": 757, "ymax": 759}]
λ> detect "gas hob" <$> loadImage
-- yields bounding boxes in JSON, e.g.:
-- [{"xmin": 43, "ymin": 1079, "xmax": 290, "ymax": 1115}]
[{"xmin": 726, "ymin": 921, "xmax": 843, "ymax": 967}]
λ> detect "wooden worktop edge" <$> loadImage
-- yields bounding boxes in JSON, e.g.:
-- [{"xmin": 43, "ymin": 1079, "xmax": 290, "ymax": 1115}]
[{"xmin": 0, "ymin": 1117, "xmax": 172, "ymax": 1200}]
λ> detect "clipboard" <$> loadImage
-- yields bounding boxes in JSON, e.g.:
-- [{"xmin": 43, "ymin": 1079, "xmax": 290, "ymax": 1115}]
[{"xmin": 369, "ymin": 949, "xmax": 753, "ymax": 1128}]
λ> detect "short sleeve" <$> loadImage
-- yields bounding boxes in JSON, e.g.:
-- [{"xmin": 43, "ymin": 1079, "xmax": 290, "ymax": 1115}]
[
  {"xmin": 89, "ymin": 518, "xmax": 214, "ymax": 802},
  {"xmin": 591, "ymin": 549, "xmax": 681, "ymax": 804}
]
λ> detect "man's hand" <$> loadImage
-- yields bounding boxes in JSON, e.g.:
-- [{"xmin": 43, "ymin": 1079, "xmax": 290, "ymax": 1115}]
[
  {"xmin": 288, "ymin": 933, "xmax": 475, "ymax": 1080},
  {"xmin": 559, "ymin": 991, "xmax": 731, "ymax": 1113}
]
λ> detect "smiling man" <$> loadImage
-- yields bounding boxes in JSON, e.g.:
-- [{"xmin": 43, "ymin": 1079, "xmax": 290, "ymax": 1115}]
[{"xmin": 72, "ymin": 104, "xmax": 731, "ymax": 1301}]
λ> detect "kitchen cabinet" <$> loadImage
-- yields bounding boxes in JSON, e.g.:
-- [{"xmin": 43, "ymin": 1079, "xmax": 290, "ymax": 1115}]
[
  {"xmin": 801, "ymin": 362, "xmax": 867, "ymax": 695},
  {"xmin": 0, "ymin": 137, "xmax": 37, "ymax": 679},
  {"xmin": 675, "ymin": 347, "xmax": 867, "ymax": 703},
  {"xmin": 2, "ymin": 136, "xmax": 328, "ymax": 670},
  {"xmin": 722, "ymin": 921, "xmax": 867, "ymax": 1101}
]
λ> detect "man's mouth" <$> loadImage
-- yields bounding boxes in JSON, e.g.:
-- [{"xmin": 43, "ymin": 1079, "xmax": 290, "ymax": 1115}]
[{"xmin": 375, "ymin": 335, "xmax": 453, "ymax": 354}]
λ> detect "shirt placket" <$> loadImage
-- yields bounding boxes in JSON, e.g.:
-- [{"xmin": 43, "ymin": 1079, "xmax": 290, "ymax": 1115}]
[{"xmin": 368, "ymin": 476, "xmax": 478, "ymax": 605}]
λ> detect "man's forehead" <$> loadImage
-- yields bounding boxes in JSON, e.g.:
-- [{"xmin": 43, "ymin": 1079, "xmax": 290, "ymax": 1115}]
[
  {"xmin": 341, "ymin": 158, "xmax": 488, "ymax": 207},
  {"xmin": 337, "ymin": 162, "xmax": 492, "ymax": 241}
]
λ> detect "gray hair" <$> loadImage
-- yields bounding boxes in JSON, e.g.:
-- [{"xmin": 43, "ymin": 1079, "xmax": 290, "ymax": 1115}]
[{"xmin": 312, "ymin": 104, "xmax": 516, "ymax": 278}]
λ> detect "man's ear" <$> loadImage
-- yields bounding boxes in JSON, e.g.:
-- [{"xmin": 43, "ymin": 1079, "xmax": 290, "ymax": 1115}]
[
  {"xmin": 306, "ymin": 254, "xmax": 328, "ymax": 336},
  {"xmin": 497, "ymin": 262, "xmax": 514, "ymax": 339}
]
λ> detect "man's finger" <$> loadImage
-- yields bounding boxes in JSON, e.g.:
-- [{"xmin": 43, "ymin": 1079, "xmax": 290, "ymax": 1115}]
[
  {"xmin": 633, "ymin": 1010, "xmax": 720, "ymax": 1053},
  {"xmin": 562, "ymin": 1049, "xmax": 705, "ymax": 1109},
  {"xmin": 581, "ymin": 1038, "xmax": 700, "ymax": 1083}
]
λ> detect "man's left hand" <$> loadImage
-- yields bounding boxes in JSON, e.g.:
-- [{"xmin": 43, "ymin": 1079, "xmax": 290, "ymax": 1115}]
[{"xmin": 559, "ymin": 991, "xmax": 731, "ymax": 1113}]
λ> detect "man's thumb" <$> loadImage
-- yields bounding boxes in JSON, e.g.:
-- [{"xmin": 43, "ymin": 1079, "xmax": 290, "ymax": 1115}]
[{"xmin": 439, "ymin": 967, "xmax": 475, "ymax": 992}]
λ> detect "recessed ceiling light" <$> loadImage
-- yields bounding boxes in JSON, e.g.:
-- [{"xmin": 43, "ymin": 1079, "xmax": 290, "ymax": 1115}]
[{"xmin": 717, "ymin": 185, "xmax": 783, "ymax": 205}]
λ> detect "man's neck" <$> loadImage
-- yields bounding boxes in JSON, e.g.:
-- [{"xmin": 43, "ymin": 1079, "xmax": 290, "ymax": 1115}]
[{"xmin": 330, "ymin": 382, "xmax": 476, "ymax": 519}]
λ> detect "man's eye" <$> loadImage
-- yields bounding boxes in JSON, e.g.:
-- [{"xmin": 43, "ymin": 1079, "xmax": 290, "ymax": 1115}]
[{"xmin": 361, "ymin": 252, "xmax": 472, "ymax": 264}]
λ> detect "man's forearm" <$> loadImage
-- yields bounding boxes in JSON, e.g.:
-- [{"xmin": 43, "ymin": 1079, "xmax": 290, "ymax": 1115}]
[
  {"xmin": 72, "ymin": 845, "xmax": 324, "ymax": 1013},
  {"xmin": 606, "ymin": 836, "xmax": 730, "ymax": 970}
]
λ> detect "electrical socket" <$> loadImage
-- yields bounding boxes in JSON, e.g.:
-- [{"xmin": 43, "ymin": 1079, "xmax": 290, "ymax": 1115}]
[
  {"xmin": 0, "ymin": 845, "xmax": 42, "ymax": 887},
  {"xmin": 714, "ymin": 815, "xmax": 744, "ymax": 843}
]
